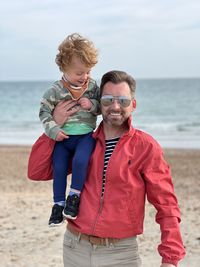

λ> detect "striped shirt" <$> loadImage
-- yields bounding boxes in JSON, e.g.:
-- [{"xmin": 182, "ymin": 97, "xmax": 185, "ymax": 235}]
[{"xmin": 102, "ymin": 137, "xmax": 120, "ymax": 197}]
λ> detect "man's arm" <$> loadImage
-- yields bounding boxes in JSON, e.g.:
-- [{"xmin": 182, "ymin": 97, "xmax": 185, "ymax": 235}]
[
  {"xmin": 39, "ymin": 83, "xmax": 81, "ymax": 140},
  {"xmin": 142, "ymin": 141, "xmax": 186, "ymax": 266}
]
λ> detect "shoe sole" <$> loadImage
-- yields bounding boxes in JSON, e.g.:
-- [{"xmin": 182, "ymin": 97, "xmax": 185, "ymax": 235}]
[
  {"xmin": 48, "ymin": 221, "xmax": 64, "ymax": 227},
  {"xmin": 62, "ymin": 211, "xmax": 77, "ymax": 220}
]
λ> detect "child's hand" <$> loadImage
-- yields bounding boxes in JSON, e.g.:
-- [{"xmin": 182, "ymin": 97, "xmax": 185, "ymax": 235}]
[
  {"xmin": 78, "ymin": 97, "xmax": 92, "ymax": 110},
  {"xmin": 55, "ymin": 131, "xmax": 69, "ymax": 141}
]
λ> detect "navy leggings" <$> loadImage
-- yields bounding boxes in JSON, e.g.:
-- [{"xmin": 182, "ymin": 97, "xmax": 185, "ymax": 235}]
[{"xmin": 52, "ymin": 132, "xmax": 95, "ymax": 203}]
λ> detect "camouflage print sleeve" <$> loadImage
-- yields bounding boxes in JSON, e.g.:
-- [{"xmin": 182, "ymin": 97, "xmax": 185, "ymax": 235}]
[
  {"xmin": 39, "ymin": 87, "xmax": 61, "ymax": 140},
  {"xmin": 89, "ymin": 84, "xmax": 101, "ymax": 115}
]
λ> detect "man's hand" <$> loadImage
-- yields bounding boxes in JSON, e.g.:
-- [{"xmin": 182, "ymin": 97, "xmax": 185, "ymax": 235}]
[
  {"xmin": 160, "ymin": 264, "xmax": 176, "ymax": 267},
  {"xmin": 53, "ymin": 100, "xmax": 80, "ymax": 126},
  {"xmin": 78, "ymin": 97, "xmax": 92, "ymax": 110},
  {"xmin": 55, "ymin": 131, "xmax": 69, "ymax": 141}
]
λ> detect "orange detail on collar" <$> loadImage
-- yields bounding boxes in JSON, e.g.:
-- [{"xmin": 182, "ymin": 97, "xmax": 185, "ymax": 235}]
[{"xmin": 61, "ymin": 78, "xmax": 89, "ymax": 100}]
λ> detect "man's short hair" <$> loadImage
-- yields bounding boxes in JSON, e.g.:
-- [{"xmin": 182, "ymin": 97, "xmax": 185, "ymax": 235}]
[{"xmin": 100, "ymin": 70, "xmax": 136, "ymax": 98}]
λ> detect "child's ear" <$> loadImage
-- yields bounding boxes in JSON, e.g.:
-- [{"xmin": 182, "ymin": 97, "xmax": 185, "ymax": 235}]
[{"xmin": 132, "ymin": 99, "xmax": 136, "ymax": 109}]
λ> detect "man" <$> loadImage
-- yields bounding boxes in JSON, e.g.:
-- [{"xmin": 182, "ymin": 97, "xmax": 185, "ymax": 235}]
[{"xmin": 53, "ymin": 70, "xmax": 185, "ymax": 266}]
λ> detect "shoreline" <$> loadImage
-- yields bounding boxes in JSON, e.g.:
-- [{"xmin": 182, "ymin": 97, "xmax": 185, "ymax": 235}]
[{"xmin": 1, "ymin": 146, "xmax": 200, "ymax": 266}]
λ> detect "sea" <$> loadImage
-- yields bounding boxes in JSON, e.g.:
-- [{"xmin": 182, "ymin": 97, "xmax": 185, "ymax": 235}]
[{"xmin": 0, "ymin": 78, "xmax": 200, "ymax": 148}]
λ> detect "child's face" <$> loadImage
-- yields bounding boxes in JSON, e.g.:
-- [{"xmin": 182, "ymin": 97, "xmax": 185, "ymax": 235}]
[{"xmin": 64, "ymin": 56, "xmax": 92, "ymax": 87}]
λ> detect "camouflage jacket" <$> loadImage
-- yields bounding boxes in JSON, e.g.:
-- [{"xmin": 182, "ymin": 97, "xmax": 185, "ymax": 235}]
[{"xmin": 39, "ymin": 78, "xmax": 100, "ymax": 140}]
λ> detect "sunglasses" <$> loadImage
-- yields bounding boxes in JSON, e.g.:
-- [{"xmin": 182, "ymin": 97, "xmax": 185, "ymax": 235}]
[{"xmin": 100, "ymin": 95, "xmax": 132, "ymax": 107}]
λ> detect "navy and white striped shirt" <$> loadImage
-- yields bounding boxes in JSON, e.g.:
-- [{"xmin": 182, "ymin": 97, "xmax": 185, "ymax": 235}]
[{"xmin": 102, "ymin": 137, "xmax": 120, "ymax": 197}]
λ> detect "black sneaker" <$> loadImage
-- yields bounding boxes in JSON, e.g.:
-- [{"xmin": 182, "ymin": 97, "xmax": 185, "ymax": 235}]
[
  {"xmin": 63, "ymin": 194, "xmax": 80, "ymax": 220},
  {"xmin": 48, "ymin": 204, "xmax": 64, "ymax": 227}
]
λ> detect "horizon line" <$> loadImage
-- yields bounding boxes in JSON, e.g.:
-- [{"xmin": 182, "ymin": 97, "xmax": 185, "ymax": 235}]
[{"xmin": 0, "ymin": 76, "xmax": 200, "ymax": 82}]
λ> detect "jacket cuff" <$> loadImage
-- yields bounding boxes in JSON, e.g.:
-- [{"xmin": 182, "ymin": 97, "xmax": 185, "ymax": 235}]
[
  {"xmin": 162, "ymin": 258, "xmax": 178, "ymax": 267},
  {"xmin": 47, "ymin": 125, "xmax": 61, "ymax": 140},
  {"xmin": 89, "ymin": 99, "xmax": 100, "ymax": 114}
]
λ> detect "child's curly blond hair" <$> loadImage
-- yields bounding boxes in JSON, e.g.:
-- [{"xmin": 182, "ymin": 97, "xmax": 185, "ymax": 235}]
[{"xmin": 55, "ymin": 33, "xmax": 98, "ymax": 72}]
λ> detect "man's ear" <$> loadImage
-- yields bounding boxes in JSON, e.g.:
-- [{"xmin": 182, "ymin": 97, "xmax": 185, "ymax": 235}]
[{"xmin": 132, "ymin": 99, "xmax": 136, "ymax": 109}]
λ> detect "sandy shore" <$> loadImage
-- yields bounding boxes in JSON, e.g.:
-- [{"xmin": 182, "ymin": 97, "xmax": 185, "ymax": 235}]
[{"xmin": 0, "ymin": 145, "xmax": 200, "ymax": 267}]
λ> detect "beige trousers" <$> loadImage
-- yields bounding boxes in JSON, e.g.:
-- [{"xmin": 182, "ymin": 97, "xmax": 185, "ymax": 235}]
[{"xmin": 63, "ymin": 229, "xmax": 142, "ymax": 267}]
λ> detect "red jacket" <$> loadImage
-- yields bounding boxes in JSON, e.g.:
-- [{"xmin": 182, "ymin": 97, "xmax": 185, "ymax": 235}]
[{"xmin": 70, "ymin": 117, "xmax": 185, "ymax": 266}]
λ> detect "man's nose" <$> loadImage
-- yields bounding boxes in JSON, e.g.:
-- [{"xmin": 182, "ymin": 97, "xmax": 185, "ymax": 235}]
[{"xmin": 112, "ymin": 99, "xmax": 121, "ymax": 109}]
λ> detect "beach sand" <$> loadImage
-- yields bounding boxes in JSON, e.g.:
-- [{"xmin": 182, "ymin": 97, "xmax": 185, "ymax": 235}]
[{"xmin": 0, "ymin": 145, "xmax": 199, "ymax": 267}]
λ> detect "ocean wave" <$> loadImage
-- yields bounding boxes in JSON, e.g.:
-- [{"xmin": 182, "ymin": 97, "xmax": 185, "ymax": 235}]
[
  {"xmin": 1, "ymin": 78, "xmax": 199, "ymax": 147},
  {"xmin": 177, "ymin": 122, "xmax": 200, "ymax": 132}
]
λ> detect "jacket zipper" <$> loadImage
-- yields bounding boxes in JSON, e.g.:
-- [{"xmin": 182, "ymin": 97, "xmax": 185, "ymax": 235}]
[
  {"xmin": 91, "ymin": 139, "xmax": 106, "ymax": 235},
  {"xmin": 91, "ymin": 137, "xmax": 121, "ymax": 235},
  {"xmin": 91, "ymin": 196, "xmax": 105, "ymax": 235}
]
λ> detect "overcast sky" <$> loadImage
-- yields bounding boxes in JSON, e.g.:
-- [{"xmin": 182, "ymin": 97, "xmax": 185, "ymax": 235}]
[{"xmin": 0, "ymin": 0, "xmax": 200, "ymax": 81}]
